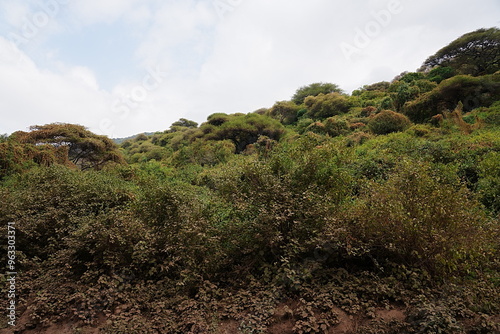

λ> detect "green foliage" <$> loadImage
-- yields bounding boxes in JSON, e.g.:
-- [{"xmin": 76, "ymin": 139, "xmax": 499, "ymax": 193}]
[
  {"xmin": 396, "ymin": 71, "xmax": 426, "ymax": 83},
  {"xmin": 305, "ymin": 121, "xmax": 327, "ymax": 135},
  {"xmin": 15, "ymin": 123, "xmax": 125, "ymax": 170},
  {"xmin": 427, "ymin": 66, "xmax": 456, "ymax": 83},
  {"xmin": 171, "ymin": 139, "xmax": 235, "ymax": 166},
  {"xmin": 472, "ymin": 101, "xmax": 500, "ymax": 126},
  {"xmin": 295, "ymin": 117, "xmax": 315, "ymax": 134},
  {"xmin": 324, "ymin": 117, "xmax": 350, "ymax": 137},
  {"xmin": 404, "ymin": 73, "xmax": 500, "ymax": 122},
  {"xmin": 347, "ymin": 161, "xmax": 494, "ymax": 275},
  {"xmin": 421, "ymin": 27, "xmax": 500, "ymax": 75},
  {"xmin": 0, "ymin": 141, "xmax": 38, "ymax": 179},
  {"xmin": 134, "ymin": 133, "xmax": 148, "ymax": 141},
  {"xmin": 206, "ymin": 112, "xmax": 231, "ymax": 126},
  {"xmin": 269, "ymin": 100, "xmax": 301, "ymax": 125},
  {"xmin": 292, "ymin": 82, "xmax": 343, "ymax": 105},
  {"xmin": 170, "ymin": 118, "xmax": 198, "ymax": 129},
  {"xmin": 359, "ymin": 81, "xmax": 391, "ymax": 92},
  {"xmin": 477, "ymin": 151, "xmax": 500, "ymax": 214},
  {"xmin": 2, "ymin": 28, "xmax": 500, "ymax": 333},
  {"xmin": 0, "ymin": 166, "xmax": 134, "ymax": 261},
  {"xmin": 0, "ymin": 124, "xmax": 125, "ymax": 179},
  {"xmin": 368, "ymin": 110, "xmax": 411, "ymax": 135},
  {"xmin": 201, "ymin": 113, "xmax": 285, "ymax": 153},
  {"xmin": 304, "ymin": 93, "xmax": 351, "ymax": 119},
  {"xmin": 390, "ymin": 81, "xmax": 421, "ymax": 111}
]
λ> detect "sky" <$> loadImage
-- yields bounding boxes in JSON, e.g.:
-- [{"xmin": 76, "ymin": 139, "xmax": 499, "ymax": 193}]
[{"xmin": 0, "ymin": 0, "xmax": 499, "ymax": 138}]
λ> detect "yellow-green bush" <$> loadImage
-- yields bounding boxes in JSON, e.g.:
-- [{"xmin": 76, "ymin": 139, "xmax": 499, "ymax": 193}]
[
  {"xmin": 346, "ymin": 161, "xmax": 494, "ymax": 275},
  {"xmin": 368, "ymin": 110, "xmax": 412, "ymax": 135}
]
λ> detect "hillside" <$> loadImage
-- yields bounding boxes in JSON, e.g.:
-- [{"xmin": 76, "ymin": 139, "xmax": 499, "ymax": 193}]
[{"xmin": 0, "ymin": 28, "xmax": 499, "ymax": 333}]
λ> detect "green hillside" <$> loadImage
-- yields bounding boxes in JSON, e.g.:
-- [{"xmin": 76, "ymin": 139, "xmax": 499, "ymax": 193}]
[{"xmin": 1, "ymin": 28, "xmax": 499, "ymax": 333}]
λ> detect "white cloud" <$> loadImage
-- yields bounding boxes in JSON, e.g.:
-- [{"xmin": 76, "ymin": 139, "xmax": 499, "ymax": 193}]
[
  {"xmin": 1, "ymin": 0, "xmax": 499, "ymax": 137},
  {"xmin": 67, "ymin": 0, "xmax": 144, "ymax": 25},
  {"xmin": 0, "ymin": 37, "xmax": 111, "ymax": 134},
  {"xmin": 0, "ymin": 1, "xmax": 32, "ymax": 28},
  {"xmin": 67, "ymin": 66, "xmax": 100, "ymax": 90}
]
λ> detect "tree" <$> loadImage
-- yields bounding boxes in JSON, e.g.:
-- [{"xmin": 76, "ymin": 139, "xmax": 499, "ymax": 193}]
[
  {"xmin": 393, "ymin": 72, "xmax": 426, "ymax": 83},
  {"xmin": 292, "ymin": 82, "xmax": 343, "ymax": 105},
  {"xmin": 427, "ymin": 66, "xmax": 456, "ymax": 83},
  {"xmin": 420, "ymin": 28, "xmax": 500, "ymax": 75},
  {"xmin": 171, "ymin": 118, "xmax": 198, "ymax": 129},
  {"xmin": 201, "ymin": 113, "xmax": 285, "ymax": 153},
  {"xmin": 15, "ymin": 123, "xmax": 125, "ymax": 170},
  {"xmin": 391, "ymin": 81, "xmax": 421, "ymax": 111},
  {"xmin": 268, "ymin": 101, "xmax": 301, "ymax": 125}
]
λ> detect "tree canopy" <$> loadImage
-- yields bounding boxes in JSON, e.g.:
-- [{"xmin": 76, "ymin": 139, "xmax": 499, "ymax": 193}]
[
  {"xmin": 420, "ymin": 27, "xmax": 500, "ymax": 75},
  {"xmin": 13, "ymin": 123, "xmax": 125, "ymax": 170},
  {"xmin": 292, "ymin": 82, "xmax": 343, "ymax": 105},
  {"xmin": 201, "ymin": 113, "xmax": 285, "ymax": 153}
]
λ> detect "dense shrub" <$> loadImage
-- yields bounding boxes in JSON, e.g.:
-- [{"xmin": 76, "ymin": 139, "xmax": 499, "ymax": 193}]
[
  {"xmin": 171, "ymin": 139, "xmax": 235, "ymax": 166},
  {"xmin": 201, "ymin": 113, "xmax": 285, "ymax": 153},
  {"xmin": 477, "ymin": 151, "xmax": 500, "ymax": 214},
  {"xmin": 346, "ymin": 161, "xmax": 494, "ymax": 275},
  {"xmin": 269, "ymin": 101, "xmax": 301, "ymax": 125},
  {"xmin": 404, "ymin": 73, "xmax": 500, "ymax": 122},
  {"xmin": 305, "ymin": 121, "xmax": 327, "ymax": 135},
  {"xmin": 292, "ymin": 82, "xmax": 343, "ymax": 105},
  {"xmin": 304, "ymin": 93, "xmax": 351, "ymax": 119},
  {"xmin": 427, "ymin": 66, "xmax": 456, "ymax": 83},
  {"xmin": 0, "ymin": 166, "xmax": 134, "ymax": 262},
  {"xmin": 368, "ymin": 110, "xmax": 411, "ymax": 135},
  {"xmin": 324, "ymin": 117, "xmax": 350, "ymax": 137},
  {"xmin": 2, "ymin": 39, "xmax": 500, "ymax": 331}
]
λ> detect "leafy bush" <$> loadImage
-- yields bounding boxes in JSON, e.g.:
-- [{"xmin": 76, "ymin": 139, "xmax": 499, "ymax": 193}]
[
  {"xmin": 269, "ymin": 101, "xmax": 301, "ymax": 125},
  {"xmin": 427, "ymin": 66, "xmax": 456, "ymax": 83},
  {"xmin": 346, "ymin": 161, "xmax": 494, "ymax": 275},
  {"xmin": 0, "ymin": 166, "xmax": 134, "ymax": 262},
  {"xmin": 304, "ymin": 93, "xmax": 351, "ymax": 119},
  {"xmin": 404, "ymin": 73, "xmax": 500, "ymax": 122},
  {"xmin": 171, "ymin": 139, "xmax": 235, "ymax": 166},
  {"xmin": 201, "ymin": 113, "xmax": 285, "ymax": 153},
  {"xmin": 305, "ymin": 121, "xmax": 327, "ymax": 135},
  {"xmin": 477, "ymin": 151, "xmax": 500, "ymax": 214},
  {"xmin": 292, "ymin": 82, "xmax": 343, "ymax": 105},
  {"xmin": 368, "ymin": 110, "xmax": 411, "ymax": 135},
  {"xmin": 324, "ymin": 117, "xmax": 350, "ymax": 137}
]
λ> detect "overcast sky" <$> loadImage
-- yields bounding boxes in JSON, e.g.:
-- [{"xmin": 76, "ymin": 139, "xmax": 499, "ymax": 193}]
[{"xmin": 1, "ymin": 0, "xmax": 499, "ymax": 138}]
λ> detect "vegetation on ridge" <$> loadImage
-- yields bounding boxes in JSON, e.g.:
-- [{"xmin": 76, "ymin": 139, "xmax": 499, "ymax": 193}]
[{"xmin": 0, "ymin": 27, "xmax": 499, "ymax": 334}]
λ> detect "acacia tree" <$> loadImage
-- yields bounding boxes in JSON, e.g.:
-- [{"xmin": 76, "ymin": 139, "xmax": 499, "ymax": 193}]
[
  {"xmin": 420, "ymin": 27, "xmax": 500, "ymax": 75},
  {"xmin": 201, "ymin": 113, "xmax": 285, "ymax": 153},
  {"xmin": 170, "ymin": 118, "xmax": 198, "ymax": 129},
  {"xmin": 15, "ymin": 123, "xmax": 125, "ymax": 170}
]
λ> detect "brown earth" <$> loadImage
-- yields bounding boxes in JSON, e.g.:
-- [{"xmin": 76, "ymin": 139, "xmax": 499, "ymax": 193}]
[{"xmin": 2, "ymin": 303, "xmax": 404, "ymax": 334}]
